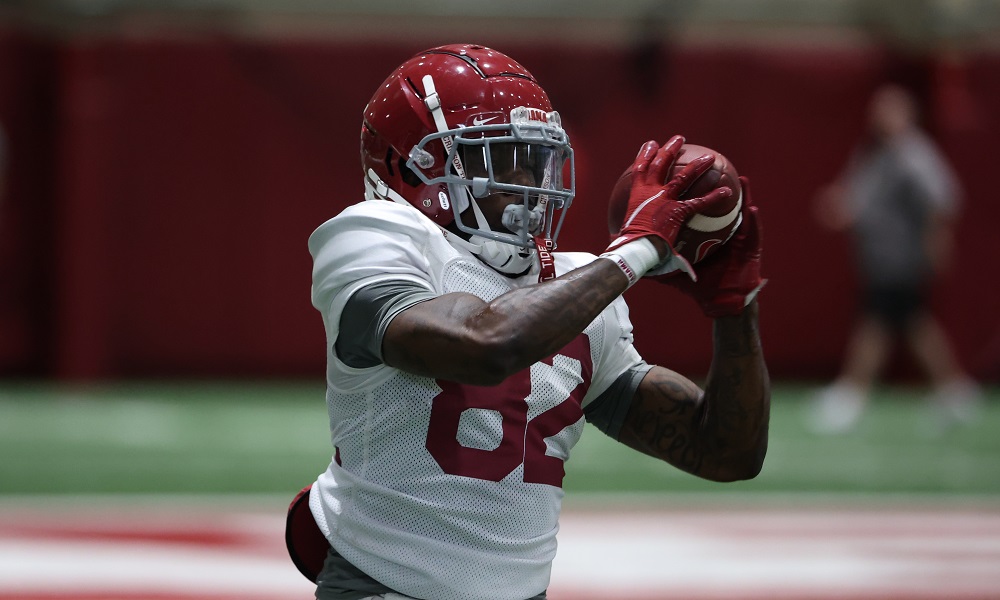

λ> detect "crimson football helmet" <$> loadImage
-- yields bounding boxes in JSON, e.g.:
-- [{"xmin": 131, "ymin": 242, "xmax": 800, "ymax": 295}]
[{"xmin": 360, "ymin": 44, "xmax": 575, "ymax": 275}]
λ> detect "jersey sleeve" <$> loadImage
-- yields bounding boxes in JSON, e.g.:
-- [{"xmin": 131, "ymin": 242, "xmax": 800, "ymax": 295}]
[
  {"xmin": 309, "ymin": 201, "xmax": 440, "ymax": 316},
  {"xmin": 308, "ymin": 202, "xmax": 446, "ymax": 391},
  {"xmin": 583, "ymin": 363, "xmax": 652, "ymax": 439},
  {"xmin": 584, "ymin": 294, "xmax": 646, "ymax": 407},
  {"xmin": 336, "ymin": 280, "xmax": 437, "ymax": 368}
]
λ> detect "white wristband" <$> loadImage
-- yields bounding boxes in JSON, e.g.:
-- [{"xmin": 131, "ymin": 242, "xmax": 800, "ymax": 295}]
[{"xmin": 600, "ymin": 237, "xmax": 662, "ymax": 287}]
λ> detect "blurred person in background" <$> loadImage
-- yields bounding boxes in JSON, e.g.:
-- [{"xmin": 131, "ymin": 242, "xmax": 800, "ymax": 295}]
[
  {"xmin": 810, "ymin": 83, "xmax": 981, "ymax": 435},
  {"xmin": 293, "ymin": 44, "xmax": 770, "ymax": 600}
]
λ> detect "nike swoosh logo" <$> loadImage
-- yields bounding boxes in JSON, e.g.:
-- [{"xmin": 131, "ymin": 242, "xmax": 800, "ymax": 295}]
[{"xmin": 472, "ymin": 116, "xmax": 498, "ymax": 126}]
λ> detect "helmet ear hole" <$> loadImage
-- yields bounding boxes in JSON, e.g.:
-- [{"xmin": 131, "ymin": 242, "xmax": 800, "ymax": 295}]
[
  {"xmin": 383, "ymin": 147, "xmax": 395, "ymax": 177},
  {"xmin": 398, "ymin": 158, "xmax": 422, "ymax": 188},
  {"xmin": 382, "ymin": 147, "xmax": 421, "ymax": 188}
]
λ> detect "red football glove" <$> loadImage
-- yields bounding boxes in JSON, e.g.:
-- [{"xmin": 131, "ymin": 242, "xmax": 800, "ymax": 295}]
[
  {"xmin": 653, "ymin": 176, "xmax": 766, "ymax": 317},
  {"xmin": 606, "ymin": 136, "xmax": 735, "ymax": 279}
]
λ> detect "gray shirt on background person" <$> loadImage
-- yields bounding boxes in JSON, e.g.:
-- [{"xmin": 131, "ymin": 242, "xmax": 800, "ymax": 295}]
[{"xmin": 842, "ymin": 129, "xmax": 959, "ymax": 287}]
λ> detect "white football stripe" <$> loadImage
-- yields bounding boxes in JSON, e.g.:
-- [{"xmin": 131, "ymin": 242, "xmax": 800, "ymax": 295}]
[{"xmin": 687, "ymin": 188, "xmax": 743, "ymax": 232}]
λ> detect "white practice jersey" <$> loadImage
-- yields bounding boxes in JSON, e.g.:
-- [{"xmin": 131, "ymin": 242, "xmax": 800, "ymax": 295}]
[{"xmin": 308, "ymin": 200, "xmax": 645, "ymax": 600}]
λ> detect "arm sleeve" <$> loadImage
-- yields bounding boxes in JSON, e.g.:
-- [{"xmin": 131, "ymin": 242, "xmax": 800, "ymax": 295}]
[
  {"xmin": 335, "ymin": 280, "xmax": 437, "ymax": 369},
  {"xmin": 583, "ymin": 363, "xmax": 652, "ymax": 439}
]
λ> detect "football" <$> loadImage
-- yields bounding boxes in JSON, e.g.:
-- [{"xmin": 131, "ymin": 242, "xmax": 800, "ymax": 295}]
[{"xmin": 607, "ymin": 143, "xmax": 742, "ymax": 265}]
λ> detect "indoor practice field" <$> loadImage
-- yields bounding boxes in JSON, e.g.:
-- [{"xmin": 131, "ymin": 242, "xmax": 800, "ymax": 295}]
[
  {"xmin": 4, "ymin": 1, "xmax": 1000, "ymax": 598},
  {"xmin": 0, "ymin": 381, "xmax": 998, "ymax": 599}
]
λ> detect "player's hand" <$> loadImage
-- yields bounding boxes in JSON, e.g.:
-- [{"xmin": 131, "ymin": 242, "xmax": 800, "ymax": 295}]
[
  {"xmin": 605, "ymin": 136, "xmax": 734, "ymax": 279},
  {"xmin": 653, "ymin": 176, "xmax": 765, "ymax": 317}
]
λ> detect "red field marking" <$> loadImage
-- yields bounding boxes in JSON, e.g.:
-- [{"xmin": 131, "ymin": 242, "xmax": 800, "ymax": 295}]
[{"xmin": 1, "ymin": 499, "xmax": 999, "ymax": 600}]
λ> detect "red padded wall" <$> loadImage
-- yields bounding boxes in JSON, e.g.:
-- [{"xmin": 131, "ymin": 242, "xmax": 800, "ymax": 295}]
[
  {"xmin": 1, "ymin": 31, "xmax": 998, "ymax": 380},
  {"xmin": 0, "ymin": 31, "xmax": 58, "ymax": 376}
]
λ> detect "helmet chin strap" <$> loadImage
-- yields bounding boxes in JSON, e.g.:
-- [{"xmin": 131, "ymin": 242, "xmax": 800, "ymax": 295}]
[
  {"xmin": 364, "ymin": 168, "xmax": 534, "ymax": 276},
  {"xmin": 466, "ymin": 194, "xmax": 536, "ymax": 276},
  {"xmin": 421, "ymin": 73, "xmax": 536, "ymax": 277}
]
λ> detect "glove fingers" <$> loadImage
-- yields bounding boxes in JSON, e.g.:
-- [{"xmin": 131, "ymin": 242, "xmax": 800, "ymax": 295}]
[
  {"xmin": 680, "ymin": 185, "xmax": 734, "ymax": 217},
  {"xmin": 648, "ymin": 135, "xmax": 685, "ymax": 182},
  {"xmin": 742, "ymin": 205, "xmax": 762, "ymax": 251},
  {"xmin": 632, "ymin": 141, "xmax": 660, "ymax": 176},
  {"xmin": 665, "ymin": 154, "xmax": 714, "ymax": 196},
  {"xmin": 661, "ymin": 135, "xmax": 685, "ymax": 160},
  {"xmin": 632, "ymin": 141, "xmax": 660, "ymax": 177}
]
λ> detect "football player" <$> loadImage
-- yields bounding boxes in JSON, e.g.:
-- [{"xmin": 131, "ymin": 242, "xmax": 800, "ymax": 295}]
[{"xmin": 296, "ymin": 44, "xmax": 770, "ymax": 600}]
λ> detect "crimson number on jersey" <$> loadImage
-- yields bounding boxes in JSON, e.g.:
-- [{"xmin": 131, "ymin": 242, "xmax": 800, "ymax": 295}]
[{"xmin": 425, "ymin": 335, "xmax": 592, "ymax": 487}]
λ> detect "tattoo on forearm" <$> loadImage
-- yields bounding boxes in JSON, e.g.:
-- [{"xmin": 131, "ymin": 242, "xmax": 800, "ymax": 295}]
[
  {"xmin": 621, "ymin": 305, "xmax": 770, "ymax": 480},
  {"xmin": 624, "ymin": 369, "xmax": 706, "ymax": 473},
  {"xmin": 701, "ymin": 310, "xmax": 769, "ymax": 473},
  {"xmin": 491, "ymin": 262, "xmax": 626, "ymax": 360}
]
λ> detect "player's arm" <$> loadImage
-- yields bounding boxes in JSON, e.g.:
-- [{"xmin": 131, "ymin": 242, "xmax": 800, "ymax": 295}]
[
  {"xmin": 620, "ymin": 176, "xmax": 770, "ymax": 481},
  {"xmin": 908, "ymin": 153, "xmax": 959, "ymax": 276},
  {"xmin": 384, "ymin": 136, "xmax": 729, "ymax": 386},
  {"xmin": 383, "ymin": 259, "xmax": 629, "ymax": 386},
  {"xmin": 617, "ymin": 301, "xmax": 769, "ymax": 481}
]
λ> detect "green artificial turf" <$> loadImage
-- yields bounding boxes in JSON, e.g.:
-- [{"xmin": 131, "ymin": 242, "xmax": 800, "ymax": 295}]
[{"xmin": 0, "ymin": 381, "xmax": 996, "ymax": 496}]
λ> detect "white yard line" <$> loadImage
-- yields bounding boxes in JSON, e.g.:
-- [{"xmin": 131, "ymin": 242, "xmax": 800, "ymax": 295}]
[{"xmin": 551, "ymin": 508, "xmax": 1000, "ymax": 599}]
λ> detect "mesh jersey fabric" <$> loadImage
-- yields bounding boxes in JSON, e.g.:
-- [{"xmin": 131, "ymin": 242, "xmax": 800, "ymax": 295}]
[
  {"xmin": 307, "ymin": 200, "xmax": 645, "ymax": 600},
  {"xmin": 335, "ymin": 278, "xmax": 649, "ymax": 439}
]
